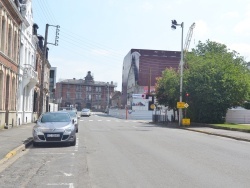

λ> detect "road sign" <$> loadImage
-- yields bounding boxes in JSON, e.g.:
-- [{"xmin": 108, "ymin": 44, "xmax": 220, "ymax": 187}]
[
  {"xmin": 182, "ymin": 118, "xmax": 190, "ymax": 126},
  {"xmin": 184, "ymin": 103, "xmax": 189, "ymax": 108},
  {"xmin": 177, "ymin": 102, "xmax": 185, "ymax": 108}
]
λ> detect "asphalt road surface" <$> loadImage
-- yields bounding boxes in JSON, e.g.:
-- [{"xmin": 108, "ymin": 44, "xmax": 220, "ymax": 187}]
[{"xmin": 0, "ymin": 112, "xmax": 250, "ymax": 188}]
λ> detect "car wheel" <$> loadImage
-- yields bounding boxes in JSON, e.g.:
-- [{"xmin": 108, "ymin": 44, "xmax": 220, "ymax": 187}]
[{"xmin": 71, "ymin": 138, "xmax": 76, "ymax": 146}]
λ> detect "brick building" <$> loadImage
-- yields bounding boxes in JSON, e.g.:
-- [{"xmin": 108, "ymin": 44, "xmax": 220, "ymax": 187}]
[
  {"xmin": 0, "ymin": 0, "xmax": 22, "ymax": 128},
  {"xmin": 122, "ymin": 49, "xmax": 181, "ymax": 106},
  {"xmin": 55, "ymin": 71, "xmax": 116, "ymax": 111}
]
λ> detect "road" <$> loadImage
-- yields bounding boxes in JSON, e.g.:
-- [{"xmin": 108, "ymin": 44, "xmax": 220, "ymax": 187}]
[{"xmin": 0, "ymin": 112, "xmax": 250, "ymax": 188}]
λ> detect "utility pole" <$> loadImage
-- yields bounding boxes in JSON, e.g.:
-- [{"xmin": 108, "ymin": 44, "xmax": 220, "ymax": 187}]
[
  {"xmin": 39, "ymin": 24, "xmax": 60, "ymax": 117},
  {"xmin": 39, "ymin": 24, "xmax": 48, "ymax": 117},
  {"xmin": 107, "ymin": 82, "xmax": 109, "ymax": 109}
]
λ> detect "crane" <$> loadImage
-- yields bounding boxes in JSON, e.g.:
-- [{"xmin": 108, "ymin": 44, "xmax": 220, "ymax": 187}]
[
  {"xmin": 184, "ymin": 22, "xmax": 195, "ymax": 57},
  {"xmin": 183, "ymin": 22, "xmax": 195, "ymax": 68}
]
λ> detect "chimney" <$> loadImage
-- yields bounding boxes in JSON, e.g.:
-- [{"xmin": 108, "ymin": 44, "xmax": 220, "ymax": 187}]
[
  {"xmin": 37, "ymin": 36, "xmax": 44, "ymax": 50},
  {"xmin": 33, "ymin": 23, "xmax": 39, "ymax": 36},
  {"xmin": 46, "ymin": 47, "xmax": 49, "ymax": 59}
]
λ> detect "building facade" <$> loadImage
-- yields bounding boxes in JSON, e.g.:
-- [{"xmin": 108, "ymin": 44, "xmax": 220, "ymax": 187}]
[
  {"xmin": 0, "ymin": 0, "xmax": 23, "ymax": 129},
  {"xmin": 55, "ymin": 71, "xmax": 116, "ymax": 111},
  {"xmin": 122, "ymin": 49, "xmax": 181, "ymax": 107},
  {"xmin": 49, "ymin": 67, "xmax": 57, "ymax": 102},
  {"xmin": 17, "ymin": 0, "xmax": 39, "ymax": 125}
]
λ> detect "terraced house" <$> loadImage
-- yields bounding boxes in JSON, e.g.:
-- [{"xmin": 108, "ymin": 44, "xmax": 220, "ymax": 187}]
[
  {"xmin": 0, "ymin": 0, "xmax": 51, "ymax": 129},
  {"xmin": 0, "ymin": 0, "xmax": 22, "ymax": 129},
  {"xmin": 17, "ymin": 0, "xmax": 39, "ymax": 126}
]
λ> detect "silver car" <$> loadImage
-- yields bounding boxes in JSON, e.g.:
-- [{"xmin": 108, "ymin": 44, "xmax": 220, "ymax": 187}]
[
  {"xmin": 33, "ymin": 111, "xmax": 76, "ymax": 147},
  {"xmin": 60, "ymin": 110, "xmax": 79, "ymax": 133},
  {"xmin": 81, "ymin": 108, "xmax": 91, "ymax": 117}
]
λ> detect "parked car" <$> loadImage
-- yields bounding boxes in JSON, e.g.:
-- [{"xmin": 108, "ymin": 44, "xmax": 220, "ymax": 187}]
[
  {"xmin": 61, "ymin": 110, "xmax": 78, "ymax": 133},
  {"xmin": 81, "ymin": 108, "xmax": 91, "ymax": 117},
  {"xmin": 33, "ymin": 111, "xmax": 76, "ymax": 147}
]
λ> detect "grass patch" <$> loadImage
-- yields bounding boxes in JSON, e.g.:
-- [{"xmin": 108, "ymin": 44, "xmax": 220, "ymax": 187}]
[{"xmin": 211, "ymin": 123, "xmax": 250, "ymax": 130}]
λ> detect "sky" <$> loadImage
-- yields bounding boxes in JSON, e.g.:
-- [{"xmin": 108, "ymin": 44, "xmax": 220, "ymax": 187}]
[{"xmin": 32, "ymin": 0, "xmax": 250, "ymax": 91}]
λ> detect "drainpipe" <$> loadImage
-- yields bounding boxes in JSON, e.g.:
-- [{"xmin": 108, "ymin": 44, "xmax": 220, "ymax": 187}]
[{"xmin": 16, "ymin": 25, "xmax": 22, "ymax": 126}]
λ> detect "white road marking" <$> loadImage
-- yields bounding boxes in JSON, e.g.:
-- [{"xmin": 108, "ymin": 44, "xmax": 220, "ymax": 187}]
[
  {"xmin": 79, "ymin": 120, "xmax": 84, "ymax": 121},
  {"xmin": 64, "ymin": 173, "xmax": 73, "ymax": 176},
  {"xmin": 34, "ymin": 153, "xmax": 67, "ymax": 155},
  {"xmin": 47, "ymin": 183, "xmax": 74, "ymax": 187}
]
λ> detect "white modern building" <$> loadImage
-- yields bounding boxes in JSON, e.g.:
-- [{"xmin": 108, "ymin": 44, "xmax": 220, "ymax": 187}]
[{"xmin": 17, "ymin": 0, "xmax": 39, "ymax": 125}]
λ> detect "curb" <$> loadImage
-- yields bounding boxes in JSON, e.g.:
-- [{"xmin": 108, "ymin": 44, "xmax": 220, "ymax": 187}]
[
  {"xmin": 183, "ymin": 128, "xmax": 250, "ymax": 142},
  {"xmin": 0, "ymin": 137, "xmax": 33, "ymax": 166}
]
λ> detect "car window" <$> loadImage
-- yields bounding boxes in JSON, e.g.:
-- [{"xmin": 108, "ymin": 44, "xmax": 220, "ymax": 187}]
[
  {"xmin": 82, "ymin": 109, "xmax": 89, "ymax": 112},
  {"xmin": 41, "ymin": 113, "xmax": 70, "ymax": 122}
]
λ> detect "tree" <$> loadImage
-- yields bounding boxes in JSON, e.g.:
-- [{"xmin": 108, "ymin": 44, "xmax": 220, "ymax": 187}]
[
  {"xmin": 184, "ymin": 40, "xmax": 250, "ymax": 123},
  {"xmin": 155, "ymin": 68, "xmax": 179, "ymax": 120},
  {"xmin": 155, "ymin": 40, "xmax": 250, "ymax": 123}
]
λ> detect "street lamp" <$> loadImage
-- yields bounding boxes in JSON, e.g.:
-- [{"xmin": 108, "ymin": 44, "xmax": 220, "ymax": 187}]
[{"xmin": 171, "ymin": 20, "xmax": 184, "ymax": 126}]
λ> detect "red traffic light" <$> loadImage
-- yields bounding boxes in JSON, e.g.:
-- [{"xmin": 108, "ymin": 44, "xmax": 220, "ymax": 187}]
[{"xmin": 186, "ymin": 93, "xmax": 189, "ymax": 97}]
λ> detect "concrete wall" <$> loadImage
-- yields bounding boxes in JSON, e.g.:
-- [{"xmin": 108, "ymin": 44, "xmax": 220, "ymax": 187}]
[
  {"xmin": 226, "ymin": 108, "xmax": 250, "ymax": 124},
  {"xmin": 108, "ymin": 108, "xmax": 174, "ymax": 121}
]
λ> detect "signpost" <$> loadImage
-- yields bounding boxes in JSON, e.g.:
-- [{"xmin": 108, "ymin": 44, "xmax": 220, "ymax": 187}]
[{"xmin": 177, "ymin": 102, "xmax": 190, "ymax": 126}]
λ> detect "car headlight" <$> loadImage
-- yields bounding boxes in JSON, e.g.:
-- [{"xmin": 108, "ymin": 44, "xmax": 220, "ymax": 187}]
[
  {"xmin": 65, "ymin": 126, "xmax": 74, "ymax": 133},
  {"xmin": 34, "ymin": 127, "xmax": 42, "ymax": 133}
]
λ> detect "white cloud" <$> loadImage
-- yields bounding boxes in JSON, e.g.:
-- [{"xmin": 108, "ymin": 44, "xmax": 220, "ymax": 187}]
[
  {"xmin": 194, "ymin": 20, "xmax": 209, "ymax": 38},
  {"xmin": 233, "ymin": 4, "xmax": 250, "ymax": 36},
  {"xmin": 233, "ymin": 19, "xmax": 250, "ymax": 35},
  {"xmin": 229, "ymin": 43, "xmax": 250, "ymax": 61}
]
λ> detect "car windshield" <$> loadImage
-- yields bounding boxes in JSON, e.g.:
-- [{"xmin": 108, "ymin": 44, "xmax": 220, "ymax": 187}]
[
  {"xmin": 68, "ymin": 111, "xmax": 77, "ymax": 117},
  {"xmin": 41, "ymin": 113, "xmax": 71, "ymax": 123},
  {"xmin": 82, "ymin": 109, "xmax": 89, "ymax": 112}
]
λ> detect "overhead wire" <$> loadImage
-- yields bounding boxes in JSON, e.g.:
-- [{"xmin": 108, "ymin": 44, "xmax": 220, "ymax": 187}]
[{"xmin": 32, "ymin": 0, "xmax": 180, "ymax": 76}]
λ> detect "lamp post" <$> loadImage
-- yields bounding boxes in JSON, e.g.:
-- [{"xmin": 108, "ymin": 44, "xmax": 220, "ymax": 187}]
[{"xmin": 171, "ymin": 20, "xmax": 184, "ymax": 126}]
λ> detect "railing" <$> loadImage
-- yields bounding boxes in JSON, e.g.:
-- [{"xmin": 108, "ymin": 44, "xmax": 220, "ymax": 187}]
[{"xmin": 23, "ymin": 64, "xmax": 38, "ymax": 79}]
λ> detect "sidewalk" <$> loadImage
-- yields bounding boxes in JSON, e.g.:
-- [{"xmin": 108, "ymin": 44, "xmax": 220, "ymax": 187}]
[
  {"xmin": 156, "ymin": 122, "xmax": 250, "ymax": 142},
  {"xmin": 0, "ymin": 123, "xmax": 34, "ymax": 165}
]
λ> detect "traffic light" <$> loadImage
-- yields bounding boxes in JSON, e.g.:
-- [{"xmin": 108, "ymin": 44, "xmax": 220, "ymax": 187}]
[{"xmin": 185, "ymin": 92, "xmax": 189, "ymax": 102}]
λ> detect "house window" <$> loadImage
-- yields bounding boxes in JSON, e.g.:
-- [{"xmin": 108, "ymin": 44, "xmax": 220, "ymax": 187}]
[
  {"xmin": 8, "ymin": 25, "xmax": 12, "ymax": 58},
  {"xmin": 66, "ymin": 92, "xmax": 70, "ymax": 99},
  {"xmin": 96, "ymin": 87, "xmax": 101, "ymax": 92},
  {"xmin": 86, "ymin": 86, "xmax": 91, "ymax": 92},
  {"xmin": 1, "ymin": 18, "xmax": 6, "ymax": 52},
  {"xmin": 76, "ymin": 92, "xmax": 81, "ymax": 99}
]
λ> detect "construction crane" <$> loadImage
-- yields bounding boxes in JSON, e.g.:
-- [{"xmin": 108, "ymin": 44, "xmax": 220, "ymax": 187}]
[
  {"xmin": 183, "ymin": 22, "xmax": 195, "ymax": 68},
  {"xmin": 184, "ymin": 22, "xmax": 195, "ymax": 58}
]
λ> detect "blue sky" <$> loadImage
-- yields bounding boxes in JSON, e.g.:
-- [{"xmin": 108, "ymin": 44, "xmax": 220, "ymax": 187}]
[{"xmin": 32, "ymin": 0, "xmax": 250, "ymax": 91}]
